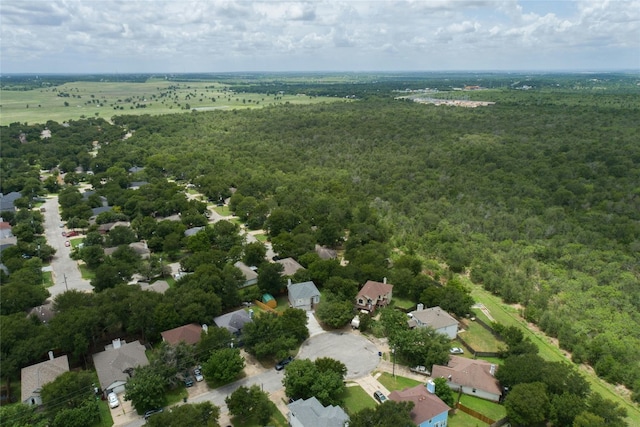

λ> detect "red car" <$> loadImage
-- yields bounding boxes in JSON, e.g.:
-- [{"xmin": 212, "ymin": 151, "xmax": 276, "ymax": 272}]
[{"xmin": 66, "ymin": 230, "xmax": 78, "ymax": 237}]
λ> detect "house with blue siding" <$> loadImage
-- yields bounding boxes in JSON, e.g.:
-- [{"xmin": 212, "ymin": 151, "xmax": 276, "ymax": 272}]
[{"xmin": 388, "ymin": 380, "xmax": 450, "ymax": 427}]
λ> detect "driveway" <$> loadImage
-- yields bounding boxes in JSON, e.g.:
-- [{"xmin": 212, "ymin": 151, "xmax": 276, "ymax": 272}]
[{"xmin": 42, "ymin": 196, "xmax": 92, "ymax": 297}]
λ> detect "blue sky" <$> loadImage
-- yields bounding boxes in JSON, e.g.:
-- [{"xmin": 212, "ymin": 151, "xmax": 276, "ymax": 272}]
[{"xmin": 1, "ymin": 0, "xmax": 638, "ymax": 73}]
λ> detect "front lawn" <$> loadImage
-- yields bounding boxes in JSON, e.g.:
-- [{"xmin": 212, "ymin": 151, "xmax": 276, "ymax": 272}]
[
  {"xmin": 341, "ymin": 383, "xmax": 376, "ymax": 415},
  {"xmin": 79, "ymin": 264, "xmax": 96, "ymax": 280},
  {"xmin": 376, "ymin": 372, "xmax": 422, "ymax": 392}
]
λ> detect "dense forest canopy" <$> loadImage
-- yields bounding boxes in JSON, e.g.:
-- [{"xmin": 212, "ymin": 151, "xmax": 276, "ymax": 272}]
[{"xmin": 1, "ymin": 73, "xmax": 639, "ymax": 408}]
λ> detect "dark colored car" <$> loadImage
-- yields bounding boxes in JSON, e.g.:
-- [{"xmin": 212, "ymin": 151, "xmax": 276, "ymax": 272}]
[
  {"xmin": 184, "ymin": 375, "xmax": 194, "ymax": 387},
  {"xmin": 275, "ymin": 356, "xmax": 294, "ymax": 371},
  {"xmin": 144, "ymin": 408, "xmax": 164, "ymax": 419}
]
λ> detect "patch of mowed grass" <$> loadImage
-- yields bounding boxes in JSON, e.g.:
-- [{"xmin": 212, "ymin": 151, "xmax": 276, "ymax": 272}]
[
  {"xmin": 458, "ymin": 320, "xmax": 502, "ymax": 352},
  {"xmin": 448, "ymin": 408, "xmax": 490, "ymax": 427},
  {"xmin": 376, "ymin": 372, "xmax": 423, "ymax": 392},
  {"xmin": 458, "ymin": 394, "xmax": 506, "ymax": 422},
  {"xmin": 341, "ymin": 383, "xmax": 377, "ymax": 415},
  {"xmin": 0, "ymin": 80, "xmax": 344, "ymax": 125}
]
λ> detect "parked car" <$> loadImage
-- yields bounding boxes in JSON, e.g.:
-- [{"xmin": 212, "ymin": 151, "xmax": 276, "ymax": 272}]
[
  {"xmin": 107, "ymin": 392, "xmax": 119, "ymax": 409},
  {"xmin": 275, "ymin": 356, "xmax": 294, "ymax": 371},
  {"xmin": 373, "ymin": 390, "xmax": 387, "ymax": 403},
  {"xmin": 410, "ymin": 365, "xmax": 430, "ymax": 375},
  {"xmin": 184, "ymin": 374, "xmax": 194, "ymax": 387},
  {"xmin": 66, "ymin": 230, "xmax": 78, "ymax": 237},
  {"xmin": 450, "ymin": 347, "xmax": 464, "ymax": 354},
  {"xmin": 65, "ymin": 241, "xmax": 70, "ymax": 247},
  {"xmin": 144, "ymin": 408, "xmax": 164, "ymax": 420},
  {"xmin": 193, "ymin": 368, "xmax": 204, "ymax": 382}
]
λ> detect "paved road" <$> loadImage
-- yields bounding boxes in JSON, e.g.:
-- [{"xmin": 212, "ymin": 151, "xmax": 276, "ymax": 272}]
[{"xmin": 42, "ymin": 196, "xmax": 92, "ymax": 297}]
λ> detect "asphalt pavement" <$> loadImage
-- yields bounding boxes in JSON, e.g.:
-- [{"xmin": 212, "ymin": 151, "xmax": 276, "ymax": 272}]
[{"xmin": 42, "ymin": 195, "xmax": 92, "ymax": 297}]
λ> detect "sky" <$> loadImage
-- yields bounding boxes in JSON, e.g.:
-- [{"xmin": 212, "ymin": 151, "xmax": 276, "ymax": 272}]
[{"xmin": 1, "ymin": 0, "xmax": 639, "ymax": 74}]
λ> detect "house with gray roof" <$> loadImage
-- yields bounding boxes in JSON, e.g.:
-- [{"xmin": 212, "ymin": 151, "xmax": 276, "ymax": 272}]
[
  {"xmin": 92, "ymin": 339, "xmax": 149, "ymax": 396},
  {"xmin": 21, "ymin": 353, "xmax": 69, "ymax": 405},
  {"xmin": 408, "ymin": 305, "xmax": 458, "ymax": 339},
  {"xmin": 287, "ymin": 280, "xmax": 320, "ymax": 311},
  {"xmin": 214, "ymin": 309, "xmax": 253, "ymax": 335},
  {"xmin": 0, "ymin": 192, "xmax": 22, "ymax": 213},
  {"xmin": 234, "ymin": 261, "xmax": 258, "ymax": 287},
  {"xmin": 288, "ymin": 396, "xmax": 349, "ymax": 427},
  {"xmin": 276, "ymin": 257, "xmax": 305, "ymax": 277}
]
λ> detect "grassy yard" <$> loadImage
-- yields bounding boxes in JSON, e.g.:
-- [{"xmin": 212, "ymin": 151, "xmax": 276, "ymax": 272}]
[
  {"xmin": 94, "ymin": 400, "xmax": 114, "ymax": 427},
  {"xmin": 458, "ymin": 395, "xmax": 506, "ymax": 422},
  {"xmin": 42, "ymin": 270, "xmax": 54, "ymax": 287},
  {"xmin": 448, "ymin": 409, "xmax": 490, "ymax": 427},
  {"xmin": 341, "ymin": 383, "xmax": 377, "ymax": 415},
  {"xmin": 79, "ymin": 264, "xmax": 96, "ymax": 280},
  {"xmin": 390, "ymin": 297, "xmax": 415, "ymax": 311},
  {"xmin": 252, "ymin": 233, "xmax": 269, "ymax": 243},
  {"xmin": 212, "ymin": 205, "xmax": 232, "ymax": 216},
  {"xmin": 457, "ymin": 320, "xmax": 502, "ymax": 353},
  {"xmin": 376, "ymin": 372, "xmax": 423, "ymax": 392}
]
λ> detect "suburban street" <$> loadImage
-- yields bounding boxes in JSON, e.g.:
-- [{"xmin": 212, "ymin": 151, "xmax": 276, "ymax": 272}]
[{"xmin": 42, "ymin": 195, "xmax": 92, "ymax": 297}]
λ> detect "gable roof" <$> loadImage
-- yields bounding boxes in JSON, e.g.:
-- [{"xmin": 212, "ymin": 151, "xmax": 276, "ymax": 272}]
[
  {"xmin": 288, "ymin": 281, "xmax": 320, "ymax": 300},
  {"xmin": 431, "ymin": 356, "xmax": 502, "ymax": 395},
  {"xmin": 0, "ymin": 192, "xmax": 22, "ymax": 212},
  {"xmin": 357, "ymin": 280, "xmax": 393, "ymax": 299},
  {"xmin": 161, "ymin": 323, "xmax": 203, "ymax": 345},
  {"xmin": 27, "ymin": 301, "xmax": 56, "ymax": 323},
  {"xmin": 315, "ymin": 244, "xmax": 337, "ymax": 260},
  {"xmin": 388, "ymin": 384, "xmax": 450, "ymax": 425},
  {"xmin": 409, "ymin": 306, "xmax": 458, "ymax": 330},
  {"xmin": 276, "ymin": 257, "xmax": 305, "ymax": 276},
  {"xmin": 234, "ymin": 261, "xmax": 258, "ymax": 282},
  {"xmin": 184, "ymin": 226, "xmax": 204, "ymax": 237},
  {"xmin": 21, "ymin": 355, "xmax": 70, "ymax": 403},
  {"xmin": 214, "ymin": 309, "xmax": 253, "ymax": 334},
  {"xmin": 142, "ymin": 280, "xmax": 170, "ymax": 294},
  {"xmin": 288, "ymin": 396, "xmax": 349, "ymax": 427},
  {"xmin": 92, "ymin": 340, "xmax": 149, "ymax": 391}
]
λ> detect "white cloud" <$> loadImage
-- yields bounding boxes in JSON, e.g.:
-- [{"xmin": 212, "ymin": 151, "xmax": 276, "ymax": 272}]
[{"xmin": 0, "ymin": 0, "xmax": 638, "ymax": 72}]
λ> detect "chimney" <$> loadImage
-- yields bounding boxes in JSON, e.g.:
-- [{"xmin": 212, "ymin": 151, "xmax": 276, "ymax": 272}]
[
  {"xmin": 383, "ymin": 277, "xmax": 387, "ymax": 284},
  {"xmin": 112, "ymin": 338, "xmax": 122, "ymax": 349},
  {"xmin": 417, "ymin": 303, "xmax": 424, "ymax": 311},
  {"xmin": 490, "ymin": 364, "xmax": 496, "ymax": 376},
  {"xmin": 288, "ymin": 278, "xmax": 292, "ymax": 286},
  {"xmin": 202, "ymin": 324, "xmax": 208, "ymax": 334},
  {"xmin": 426, "ymin": 380, "xmax": 436, "ymax": 394},
  {"xmin": 48, "ymin": 351, "xmax": 54, "ymax": 361}
]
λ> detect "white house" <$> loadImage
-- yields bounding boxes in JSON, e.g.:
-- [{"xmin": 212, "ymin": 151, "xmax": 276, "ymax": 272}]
[
  {"xmin": 408, "ymin": 305, "xmax": 459, "ymax": 339},
  {"xmin": 287, "ymin": 280, "xmax": 321, "ymax": 311}
]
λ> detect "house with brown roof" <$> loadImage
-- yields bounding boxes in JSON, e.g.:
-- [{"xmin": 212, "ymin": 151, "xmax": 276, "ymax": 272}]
[
  {"xmin": 431, "ymin": 355, "xmax": 502, "ymax": 402},
  {"xmin": 92, "ymin": 339, "xmax": 149, "ymax": 396},
  {"xmin": 161, "ymin": 323, "xmax": 205, "ymax": 346},
  {"xmin": 408, "ymin": 305, "xmax": 459, "ymax": 339},
  {"xmin": 276, "ymin": 257, "xmax": 305, "ymax": 277},
  {"xmin": 388, "ymin": 381, "xmax": 450, "ymax": 427},
  {"xmin": 355, "ymin": 279, "xmax": 393, "ymax": 312},
  {"xmin": 21, "ymin": 353, "xmax": 69, "ymax": 405}
]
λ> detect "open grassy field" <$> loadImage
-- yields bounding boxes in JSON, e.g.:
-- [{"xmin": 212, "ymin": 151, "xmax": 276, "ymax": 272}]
[
  {"xmin": 0, "ymin": 79, "xmax": 345, "ymax": 125},
  {"xmin": 342, "ymin": 383, "xmax": 376, "ymax": 415},
  {"xmin": 467, "ymin": 278, "xmax": 640, "ymax": 426}
]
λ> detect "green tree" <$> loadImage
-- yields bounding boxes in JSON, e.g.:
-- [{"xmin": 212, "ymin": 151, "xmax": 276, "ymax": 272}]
[
  {"xmin": 124, "ymin": 365, "xmax": 167, "ymax": 413},
  {"xmin": 52, "ymin": 399, "xmax": 99, "ymax": 427},
  {"xmin": 243, "ymin": 241, "xmax": 267, "ymax": 266},
  {"xmin": 349, "ymin": 400, "xmax": 416, "ymax": 427},
  {"xmin": 315, "ymin": 296, "xmax": 354, "ymax": 329},
  {"xmin": 196, "ymin": 326, "xmax": 233, "ymax": 360},
  {"xmin": 257, "ymin": 261, "xmax": 285, "ymax": 295},
  {"xmin": 504, "ymin": 382, "xmax": 550, "ymax": 426},
  {"xmin": 0, "ymin": 403, "xmax": 48, "ymax": 427},
  {"xmin": 282, "ymin": 358, "xmax": 346, "ymax": 406},
  {"xmin": 41, "ymin": 371, "xmax": 94, "ymax": 420},
  {"xmin": 433, "ymin": 377, "xmax": 455, "ymax": 407},
  {"xmin": 202, "ymin": 348, "xmax": 244, "ymax": 384},
  {"xmin": 549, "ymin": 392, "xmax": 587, "ymax": 427},
  {"xmin": 225, "ymin": 385, "xmax": 272, "ymax": 424},
  {"xmin": 146, "ymin": 402, "xmax": 221, "ymax": 427},
  {"xmin": 573, "ymin": 411, "xmax": 607, "ymax": 427}
]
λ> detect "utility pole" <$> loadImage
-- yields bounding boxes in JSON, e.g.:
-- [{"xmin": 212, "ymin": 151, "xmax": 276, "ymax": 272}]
[{"xmin": 392, "ymin": 347, "xmax": 396, "ymax": 378}]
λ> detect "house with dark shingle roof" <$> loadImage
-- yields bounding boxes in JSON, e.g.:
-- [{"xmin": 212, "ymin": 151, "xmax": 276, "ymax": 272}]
[
  {"xmin": 21, "ymin": 354, "xmax": 69, "ymax": 405},
  {"xmin": 92, "ymin": 339, "xmax": 149, "ymax": 396},
  {"xmin": 161, "ymin": 323, "xmax": 204, "ymax": 346},
  {"xmin": 287, "ymin": 280, "xmax": 320, "ymax": 311},
  {"xmin": 0, "ymin": 192, "xmax": 22, "ymax": 212},
  {"xmin": 276, "ymin": 257, "xmax": 305, "ymax": 277},
  {"xmin": 355, "ymin": 279, "xmax": 393, "ymax": 313},
  {"xmin": 431, "ymin": 355, "xmax": 502, "ymax": 402},
  {"xmin": 287, "ymin": 396, "xmax": 349, "ymax": 427},
  {"xmin": 408, "ymin": 305, "xmax": 458, "ymax": 339},
  {"xmin": 234, "ymin": 261, "xmax": 258, "ymax": 287},
  {"xmin": 214, "ymin": 309, "xmax": 253, "ymax": 335},
  {"xmin": 388, "ymin": 381, "xmax": 450, "ymax": 427}
]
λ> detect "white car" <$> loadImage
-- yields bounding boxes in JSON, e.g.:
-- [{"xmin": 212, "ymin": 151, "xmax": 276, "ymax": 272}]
[
  {"xmin": 450, "ymin": 347, "xmax": 464, "ymax": 354},
  {"xmin": 108, "ymin": 392, "xmax": 120, "ymax": 409},
  {"xmin": 193, "ymin": 368, "xmax": 204, "ymax": 382}
]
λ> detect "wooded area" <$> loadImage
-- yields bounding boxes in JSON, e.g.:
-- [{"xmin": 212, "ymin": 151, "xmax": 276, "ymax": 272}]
[{"xmin": 1, "ymin": 73, "xmax": 639, "ymax": 423}]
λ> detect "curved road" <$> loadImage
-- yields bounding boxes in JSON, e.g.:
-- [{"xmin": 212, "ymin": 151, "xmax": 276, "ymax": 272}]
[{"xmin": 42, "ymin": 196, "xmax": 92, "ymax": 297}]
